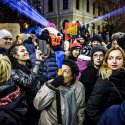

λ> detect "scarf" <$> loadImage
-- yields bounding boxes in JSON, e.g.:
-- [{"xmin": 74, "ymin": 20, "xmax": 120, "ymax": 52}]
[
  {"xmin": 61, "ymin": 83, "xmax": 78, "ymax": 125},
  {"xmin": 0, "ymin": 85, "xmax": 21, "ymax": 106}
]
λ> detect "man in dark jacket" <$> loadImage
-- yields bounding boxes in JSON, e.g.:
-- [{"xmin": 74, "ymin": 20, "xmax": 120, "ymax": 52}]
[
  {"xmin": 0, "ymin": 29, "xmax": 13, "ymax": 55},
  {"xmin": 37, "ymin": 29, "xmax": 58, "ymax": 82},
  {"xmin": 80, "ymin": 46, "xmax": 106, "ymax": 103}
]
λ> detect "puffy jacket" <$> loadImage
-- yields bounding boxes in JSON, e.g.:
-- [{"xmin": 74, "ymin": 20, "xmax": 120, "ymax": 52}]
[
  {"xmin": 34, "ymin": 79, "xmax": 85, "ymax": 125},
  {"xmin": 0, "ymin": 80, "xmax": 27, "ymax": 125},
  {"xmin": 39, "ymin": 53, "xmax": 58, "ymax": 82},
  {"xmin": 85, "ymin": 70, "xmax": 125, "ymax": 125}
]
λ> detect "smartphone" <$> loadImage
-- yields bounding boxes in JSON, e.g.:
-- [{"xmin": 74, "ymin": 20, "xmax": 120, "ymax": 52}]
[{"xmin": 38, "ymin": 40, "xmax": 47, "ymax": 54}]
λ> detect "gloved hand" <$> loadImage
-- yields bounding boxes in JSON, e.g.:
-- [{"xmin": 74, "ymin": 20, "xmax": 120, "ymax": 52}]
[{"xmin": 51, "ymin": 76, "xmax": 64, "ymax": 88}]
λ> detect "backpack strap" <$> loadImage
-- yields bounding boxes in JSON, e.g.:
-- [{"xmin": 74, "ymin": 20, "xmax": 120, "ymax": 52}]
[{"xmin": 56, "ymin": 90, "xmax": 62, "ymax": 125}]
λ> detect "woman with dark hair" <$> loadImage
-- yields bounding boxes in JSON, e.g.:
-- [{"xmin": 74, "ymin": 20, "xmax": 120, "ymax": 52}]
[
  {"xmin": 68, "ymin": 41, "xmax": 81, "ymax": 62},
  {"xmin": 85, "ymin": 46, "xmax": 125, "ymax": 125},
  {"xmin": 8, "ymin": 44, "xmax": 43, "ymax": 125}
]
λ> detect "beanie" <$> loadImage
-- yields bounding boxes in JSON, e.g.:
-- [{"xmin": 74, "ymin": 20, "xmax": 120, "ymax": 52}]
[
  {"xmin": 81, "ymin": 45, "xmax": 92, "ymax": 56},
  {"xmin": 62, "ymin": 59, "xmax": 79, "ymax": 76},
  {"xmin": 117, "ymin": 36, "xmax": 125, "ymax": 50},
  {"xmin": 91, "ymin": 46, "xmax": 107, "ymax": 58},
  {"xmin": 0, "ymin": 29, "xmax": 12, "ymax": 39},
  {"xmin": 70, "ymin": 42, "xmax": 81, "ymax": 51},
  {"xmin": 92, "ymin": 34, "xmax": 103, "ymax": 43}
]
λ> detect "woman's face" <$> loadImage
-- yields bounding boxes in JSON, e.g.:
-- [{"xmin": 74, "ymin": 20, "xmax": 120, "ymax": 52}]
[
  {"xmin": 91, "ymin": 41, "xmax": 101, "ymax": 47},
  {"xmin": 62, "ymin": 65, "xmax": 73, "ymax": 85},
  {"xmin": 13, "ymin": 45, "xmax": 29, "ymax": 64},
  {"xmin": 72, "ymin": 48, "xmax": 80, "ymax": 58},
  {"xmin": 107, "ymin": 50, "xmax": 123, "ymax": 70}
]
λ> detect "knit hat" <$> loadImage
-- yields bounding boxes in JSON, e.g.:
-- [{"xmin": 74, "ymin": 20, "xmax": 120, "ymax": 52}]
[
  {"xmin": 91, "ymin": 46, "xmax": 107, "ymax": 58},
  {"xmin": 70, "ymin": 42, "xmax": 81, "ymax": 51},
  {"xmin": 0, "ymin": 29, "xmax": 12, "ymax": 39},
  {"xmin": 117, "ymin": 36, "xmax": 125, "ymax": 50},
  {"xmin": 81, "ymin": 45, "xmax": 92, "ymax": 56},
  {"xmin": 62, "ymin": 59, "xmax": 79, "ymax": 76},
  {"xmin": 92, "ymin": 34, "xmax": 103, "ymax": 43}
]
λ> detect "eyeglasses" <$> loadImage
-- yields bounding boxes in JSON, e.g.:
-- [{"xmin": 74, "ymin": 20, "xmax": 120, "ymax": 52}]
[
  {"xmin": 93, "ymin": 54, "xmax": 104, "ymax": 59},
  {"xmin": 3, "ymin": 38, "xmax": 12, "ymax": 41}
]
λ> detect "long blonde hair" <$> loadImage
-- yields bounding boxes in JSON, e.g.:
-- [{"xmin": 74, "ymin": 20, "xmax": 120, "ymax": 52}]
[
  {"xmin": 0, "ymin": 55, "xmax": 11, "ymax": 83},
  {"xmin": 99, "ymin": 46, "xmax": 125, "ymax": 79}
]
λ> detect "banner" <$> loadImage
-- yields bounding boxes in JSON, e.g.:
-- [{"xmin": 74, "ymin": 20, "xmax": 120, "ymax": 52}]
[{"xmin": 65, "ymin": 22, "xmax": 78, "ymax": 40}]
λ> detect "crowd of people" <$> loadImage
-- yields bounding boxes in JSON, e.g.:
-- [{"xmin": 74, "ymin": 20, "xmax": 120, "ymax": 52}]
[{"xmin": 0, "ymin": 27, "xmax": 125, "ymax": 125}]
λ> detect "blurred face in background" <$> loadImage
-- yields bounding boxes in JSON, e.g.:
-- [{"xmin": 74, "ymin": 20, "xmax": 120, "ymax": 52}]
[
  {"xmin": 107, "ymin": 50, "xmax": 123, "ymax": 70},
  {"xmin": 72, "ymin": 48, "xmax": 80, "ymax": 58},
  {"xmin": 0, "ymin": 37, "xmax": 12, "ymax": 49},
  {"xmin": 77, "ymin": 37, "xmax": 85, "ymax": 46},
  {"xmin": 91, "ymin": 41, "xmax": 101, "ymax": 47},
  {"xmin": 112, "ymin": 39, "xmax": 118, "ymax": 47}
]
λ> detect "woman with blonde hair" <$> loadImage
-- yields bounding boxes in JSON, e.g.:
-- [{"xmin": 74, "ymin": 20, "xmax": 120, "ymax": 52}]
[
  {"xmin": 85, "ymin": 46, "xmax": 125, "ymax": 125},
  {"xmin": 0, "ymin": 54, "xmax": 27, "ymax": 125}
]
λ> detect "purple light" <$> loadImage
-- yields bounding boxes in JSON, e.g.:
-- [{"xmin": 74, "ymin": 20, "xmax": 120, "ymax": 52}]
[
  {"xmin": 0, "ymin": 0, "xmax": 49, "ymax": 27},
  {"xmin": 86, "ymin": 6, "xmax": 125, "ymax": 25}
]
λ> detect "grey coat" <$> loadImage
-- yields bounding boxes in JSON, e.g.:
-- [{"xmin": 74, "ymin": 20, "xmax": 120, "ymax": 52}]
[{"xmin": 33, "ymin": 79, "xmax": 86, "ymax": 125}]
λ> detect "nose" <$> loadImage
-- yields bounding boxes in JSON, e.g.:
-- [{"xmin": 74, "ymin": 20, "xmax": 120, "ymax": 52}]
[
  {"xmin": 113, "ymin": 58, "xmax": 117, "ymax": 63},
  {"xmin": 25, "ymin": 50, "xmax": 29, "ymax": 55},
  {"xmin": 96, "ymin": 55, "xmax": 100, "ymax": 60}
]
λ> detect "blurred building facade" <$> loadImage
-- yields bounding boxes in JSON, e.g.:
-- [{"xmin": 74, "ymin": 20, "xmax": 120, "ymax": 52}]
[
  {"xmin": 0, "ymin": 0, "xmax": 125, "ymax": 34},
  {"xmin": 38, "ymin": 0, "xmax": 104, "ymax": 34}
]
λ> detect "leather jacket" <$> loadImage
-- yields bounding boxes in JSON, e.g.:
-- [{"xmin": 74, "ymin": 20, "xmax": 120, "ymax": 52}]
[{"xmin": 11, "ymin": 60, "xmax": 42, "ymax": 90}]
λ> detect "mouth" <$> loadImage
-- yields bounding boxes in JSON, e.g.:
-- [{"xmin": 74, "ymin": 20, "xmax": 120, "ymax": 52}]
[
  {"xmin": 111, "ymin": 65, "xmax": 117, "ymax": 67},
  {"xmin": 96, "ymin": 61, "xmax": 101, "ymax": 63}
]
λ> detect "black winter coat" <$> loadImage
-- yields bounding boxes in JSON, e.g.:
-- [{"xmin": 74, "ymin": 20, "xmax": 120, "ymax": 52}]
[
  {"xmin": 11, "ymin": 60, "xmax": 42, "ymax": 125},
  {"xmin": 80, "ymin": 64, "xmax": 98, "ymax": 103},
  {"xmin": 0, "ymin": 80, "xmax": 27, "ymax": 125},
  {"xmin": 85, "ymin": 70, "xmax": 125, "ymax": 125},
  {"xmin": 0, "ymin": 47, "xmax": 8, "ymax": 55}
]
